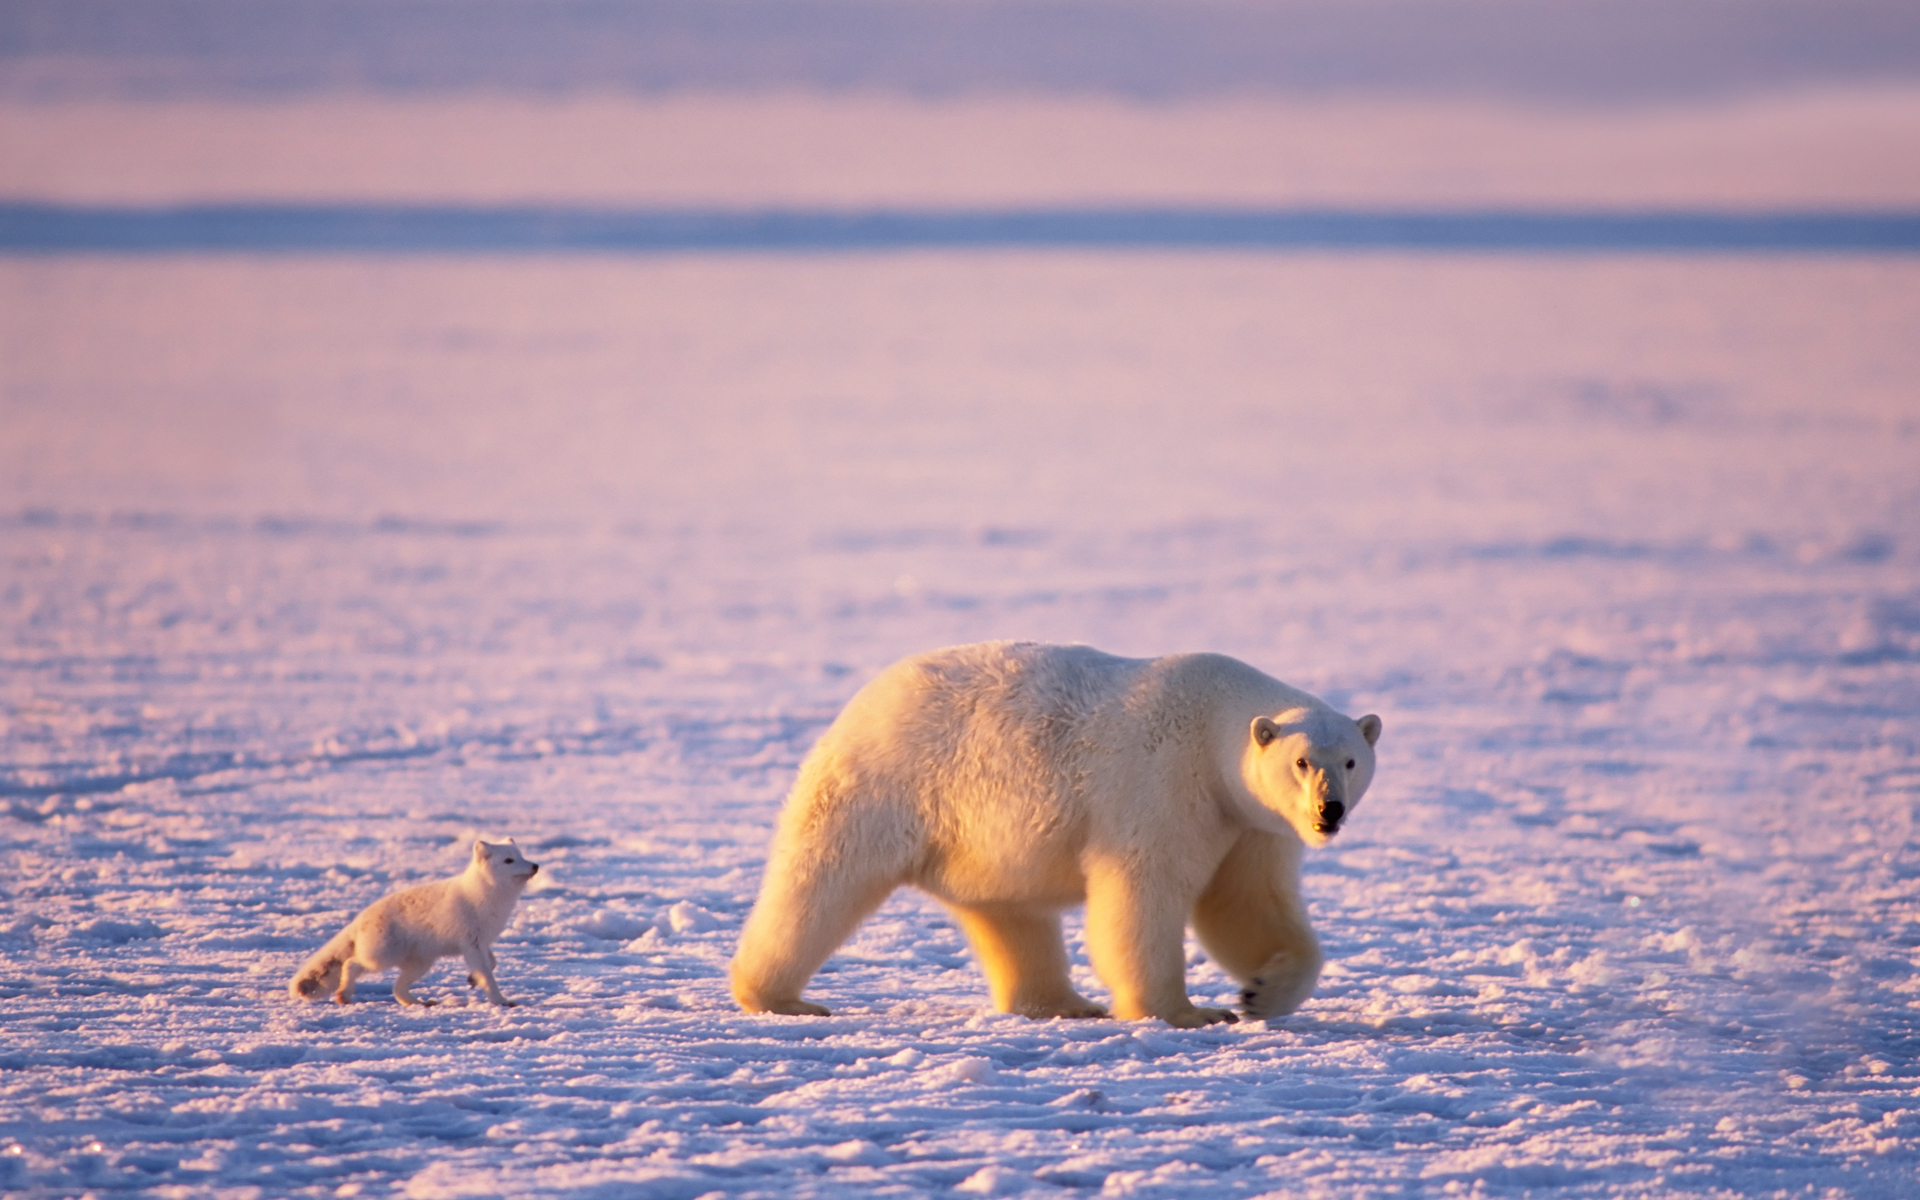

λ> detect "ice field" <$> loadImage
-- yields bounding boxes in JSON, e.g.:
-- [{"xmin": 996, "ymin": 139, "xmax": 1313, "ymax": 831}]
[
  {"xmin": 5, "ymin": 2, "xmax": 1920, "ymax": 1195},
  {"xmin": 3, "ymin": 248, "xmax": 1918, "ymax": 1198}
]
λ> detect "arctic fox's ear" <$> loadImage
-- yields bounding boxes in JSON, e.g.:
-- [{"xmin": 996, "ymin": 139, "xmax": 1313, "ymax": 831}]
[
  {"xmin": 1356, "ymin": 714, "xmax": 1383, "ymax": 746},
  {"xmin": 1252, "ymin": 716, "xmax": 1280, "ymax": 747},
  {"xmin": 473, "ymin": 839, "xmax": 491, "ymax": 860}
]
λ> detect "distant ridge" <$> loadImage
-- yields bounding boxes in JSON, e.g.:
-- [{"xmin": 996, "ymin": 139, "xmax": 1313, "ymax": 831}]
[
  {"xmin": 2, "ymin": 0, "xmax": 1917, "ymax": 103},
  {"xmin": 3, "ymin": 204, "xmax": 1918, "ymax": 255}
]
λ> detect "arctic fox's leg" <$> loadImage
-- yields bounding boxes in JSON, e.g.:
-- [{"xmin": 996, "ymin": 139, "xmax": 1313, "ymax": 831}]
[
  {"xmin": 1191, "ymin": 832, "xmax": 1323, "ymax": 1019},
  {"xmin": 1084, "ymin": 857, "xmax": 1236, "ymax": 1028},
  {"xmin": 468, "ymin": 949, "xmax": 496, "ymax": 989},
  {"xmin": 335, "ymin": 959, "xmax": 368, "ymax": 1005},
  {"xmin": 393, "ymin": 957, "xmax": 439, "ymax": 1007},
  {"xmin": 462, "ymin": 945, "xmax": 515, "ymax": 1006},
  {"xmin": 950, "ymin": 904, "xmax": 1106, "ymax": 1019},
  {"xmin": 289, "ymin": 932, "xmax": 354, "ymax": 1001}
]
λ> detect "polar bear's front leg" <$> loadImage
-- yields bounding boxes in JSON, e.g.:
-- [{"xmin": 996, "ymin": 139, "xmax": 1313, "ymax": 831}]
[
  {"xmin": 1084, "ymin": 858, "xmax": 1237, "ymax": 1028},
  {"xmin": 1191, "ymin": 832, "xmax": 1324, "ymax": 1019},
  {"xmin": 951, "ymin": 904, "xmax": 1107, "ymax": 1019},
  {"xmin": 1237, "ymin": 948, "xmax": 1322, "ymax": 1019}
]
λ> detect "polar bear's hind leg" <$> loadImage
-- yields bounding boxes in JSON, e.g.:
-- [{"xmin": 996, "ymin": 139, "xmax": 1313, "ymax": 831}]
[
  {"xmin": 951, "ymin": 904, "xmax": 1108, "ymax": 1019},
  {"xmin": 731, "ymin": 784, "xmax": 916, "ymax": 1016},
  {"xmin": 732, "ymin": 864, "xmax": 899, "ymax": 1015}
]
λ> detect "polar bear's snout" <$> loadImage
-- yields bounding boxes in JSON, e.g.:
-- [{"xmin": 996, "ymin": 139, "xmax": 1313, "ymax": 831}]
[{"xmin": 1315, "ymin": 798, "xmax": 1346, "ymax": 833}]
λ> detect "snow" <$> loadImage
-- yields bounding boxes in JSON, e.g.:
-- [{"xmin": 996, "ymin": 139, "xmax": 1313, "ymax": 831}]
[
  {"xmin": 3, "ymin": 16, "xmax": 1920, "ymax": 1192},
  {"xmin": 3, "ymin": 247, "xmax": 1917, "ymax": 1198}
]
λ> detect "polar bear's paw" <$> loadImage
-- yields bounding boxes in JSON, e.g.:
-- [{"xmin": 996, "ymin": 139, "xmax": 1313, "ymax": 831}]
[
  {"xmin": 1240, "ymin": 953, "xmax": 1320, "ymax": 1019},
  {"xmin": 763, "ymin": 998, "xmax": 833, "ymax": 1016},
  {"xmin": 1241, "ymin": 976, "xmax": 1297, "ymax": 1019},
  {"xmin": 1162, "ymin": 1005, "xmax": 1239, "ymax": 1028}
]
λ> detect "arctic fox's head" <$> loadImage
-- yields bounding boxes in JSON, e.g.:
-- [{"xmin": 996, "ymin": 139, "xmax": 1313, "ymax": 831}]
[
  {"xmin": 472, "ymin": 838, "xmax": 540, "ymax": 888},
  {"xmin": 1241, "ymin": 707, "xmax": 1382, "ymax": 848}
]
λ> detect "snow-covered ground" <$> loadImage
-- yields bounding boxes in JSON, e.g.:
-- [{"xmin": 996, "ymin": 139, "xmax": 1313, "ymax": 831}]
[
  {"xmin": 3, "ymin": 248, "xmax": 1917, "ymax": 1197},
  {"xmin": 5, "ymin": 2, "xmax": 1920, "ymax": 1187}
]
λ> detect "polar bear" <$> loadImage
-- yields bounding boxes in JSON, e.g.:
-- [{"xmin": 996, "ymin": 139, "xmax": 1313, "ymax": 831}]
[{"xmin": 731, "ymin": 642, "xmax": 1381, "ymax": 1027}]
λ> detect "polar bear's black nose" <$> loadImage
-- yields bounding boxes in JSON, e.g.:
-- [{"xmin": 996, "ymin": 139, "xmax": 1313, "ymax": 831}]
[{"xmin": 1318, "ymin": 800, "xmax": 1345, "ymax": 827}]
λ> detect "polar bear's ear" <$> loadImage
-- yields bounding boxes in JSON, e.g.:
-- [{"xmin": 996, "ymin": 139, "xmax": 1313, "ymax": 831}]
[
  {"xmin": 1357, "ymin": 714, "xmax": 1383, "ymax": 746},
  {"xmin": 1252, "ymin": 716, "xmax": 1280, "ymax": 747}
]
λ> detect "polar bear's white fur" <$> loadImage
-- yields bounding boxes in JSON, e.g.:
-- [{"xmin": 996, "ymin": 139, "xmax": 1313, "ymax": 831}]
[{"xmin": 731, "ymin": 642, "xmax": 1381, "ymax": 1027}]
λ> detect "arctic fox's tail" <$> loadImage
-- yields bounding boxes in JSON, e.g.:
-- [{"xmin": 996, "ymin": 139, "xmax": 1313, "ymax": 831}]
[{"xmin": 288, "ymin": 930, "xmax": 355, "ymax": 1001}]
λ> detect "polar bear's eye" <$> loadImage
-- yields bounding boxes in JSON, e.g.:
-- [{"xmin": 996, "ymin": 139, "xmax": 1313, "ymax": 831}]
[
  {"xmin": 1295, "ymin": 758, "xmax": 1308, "ymax": 769},
  {"xmin": 1346, "ymin": 759, "xmax": 1355, "ymax": 770}
]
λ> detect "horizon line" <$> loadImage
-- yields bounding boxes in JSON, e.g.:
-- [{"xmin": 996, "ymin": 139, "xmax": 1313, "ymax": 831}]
[{"xmin": 3, "ymin": 202, "xmax": 1919, "ymax": 254}]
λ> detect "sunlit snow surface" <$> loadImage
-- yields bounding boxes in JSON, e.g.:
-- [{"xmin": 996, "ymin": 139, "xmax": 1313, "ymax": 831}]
[{"xmin": 3, "ymin": 253, "xmax": 1919, "ymax": 1197}]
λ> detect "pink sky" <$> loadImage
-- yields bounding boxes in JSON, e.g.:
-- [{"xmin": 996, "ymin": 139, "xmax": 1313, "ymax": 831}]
[{"xmin": 5, "ymin": 87, "xmax": 1920, "ymax": 210}]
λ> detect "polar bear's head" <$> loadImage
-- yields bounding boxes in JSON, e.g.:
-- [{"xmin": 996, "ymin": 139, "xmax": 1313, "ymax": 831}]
[{"xmin": 1242, "ymin": 707, "xmax": 1382, "ymax": 848}]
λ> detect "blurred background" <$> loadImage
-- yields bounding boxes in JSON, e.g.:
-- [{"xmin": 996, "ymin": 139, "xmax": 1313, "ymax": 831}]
[
  {"xmin": 4, "ymin": 0, "xmax": 1919, "ymax": 533},
  {"xmin": 5, "ymin": 0, "xmax": 1920, "ymax": 211}
]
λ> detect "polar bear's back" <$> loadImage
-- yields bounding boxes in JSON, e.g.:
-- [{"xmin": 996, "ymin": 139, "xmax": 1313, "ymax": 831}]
[
  {"xmin": 771, "ymin": 644, "xmax": 1139, "ymax": 894},
  {"xmin": 814, "ymin": 640, "xmax": 1136, "ymax": 802},
  {"xmin": 804, "ymin": 641, "xmax": 1301, "ymax": 807},
  {"xmin": 776, "ymin": 643, "xmax": 1306, "ymax": 904}
]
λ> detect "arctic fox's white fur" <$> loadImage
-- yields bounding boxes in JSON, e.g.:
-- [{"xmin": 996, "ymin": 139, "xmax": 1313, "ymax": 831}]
[
  {"xmin": 732, "ymin": 642, "xmax": 1382, "ymax": 1027},
  {"xmin": 288, "ymin": 839, "xmax": 539, "ymax": 1007}
]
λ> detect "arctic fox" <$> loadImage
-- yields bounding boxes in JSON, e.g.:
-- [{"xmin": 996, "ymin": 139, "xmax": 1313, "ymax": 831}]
[{"xmin": 288, "ymin": 838, "xmax": 539, "ymax": 1007}]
